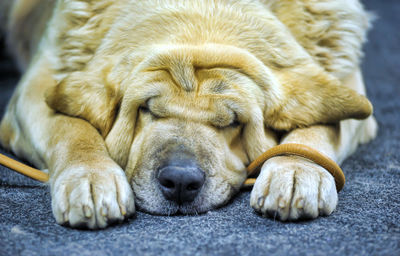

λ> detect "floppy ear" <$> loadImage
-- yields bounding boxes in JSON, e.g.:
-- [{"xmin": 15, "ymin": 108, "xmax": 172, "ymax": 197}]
[
  {"xmin": 45, "ymin": 71, "xmax": 120, "ymax": 137},
  {"xmin": 264, "ymin": 63, "xmax": 373, "ymax": 131},
  {"xmin": 242, "ymin": 110, "xmax": 278, "ymax": 162}
]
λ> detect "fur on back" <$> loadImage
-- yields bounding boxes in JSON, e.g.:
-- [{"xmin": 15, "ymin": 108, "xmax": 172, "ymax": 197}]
[{"xmin": 4, "ymin": 0, "xmax": 371, "ymax": 82}]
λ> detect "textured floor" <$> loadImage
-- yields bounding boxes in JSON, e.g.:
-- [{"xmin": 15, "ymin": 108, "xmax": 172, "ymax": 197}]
[{"xmin": 0, "ymin": 0, "xmax": 399, "ymax": 255}]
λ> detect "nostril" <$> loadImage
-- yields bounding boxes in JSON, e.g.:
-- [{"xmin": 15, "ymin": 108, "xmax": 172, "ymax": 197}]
[
  {"xmin": 186, "ymin": 182, "xmax": 201, "ymax": 191},
  {"xmin": 160, "ymin": 178, "xmax": 175, "ymax": 189}
]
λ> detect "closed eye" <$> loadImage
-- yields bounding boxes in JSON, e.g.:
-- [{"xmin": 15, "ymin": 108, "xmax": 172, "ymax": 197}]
[
  {"xmin": 229, "ymin": 119, "xmax": 241, "ymax": 128},
  {"xmin": 215, "ymin": 112, "xmax": 241, "ymax": 129},
  {"xmin": 139, "ymin": 105, "xmax": 150, "ymax": 114},
  {"xmin": 139, "ymin": 100, "xmax": 160, "ymax": 118},
  {"xmin": 228, "ymin": 112, "xmax": 241, "ymax": 128}
]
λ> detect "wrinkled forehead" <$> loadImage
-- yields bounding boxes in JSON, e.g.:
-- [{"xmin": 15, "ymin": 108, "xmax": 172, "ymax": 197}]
[{"xmin": 146, "ymin": 67, "xmax": 251, "ymax": 126}]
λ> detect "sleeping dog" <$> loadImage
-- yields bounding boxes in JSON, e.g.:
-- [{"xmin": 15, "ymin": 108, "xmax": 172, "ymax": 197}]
[{"xmin": 0, "ymin": 0, "xmax": 377, "ymax": 228}]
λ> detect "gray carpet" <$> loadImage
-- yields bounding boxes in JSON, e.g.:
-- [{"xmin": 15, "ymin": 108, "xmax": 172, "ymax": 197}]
[{"xmin": 0, "ymin": 0, "xmax": 399, "ymax": 255}]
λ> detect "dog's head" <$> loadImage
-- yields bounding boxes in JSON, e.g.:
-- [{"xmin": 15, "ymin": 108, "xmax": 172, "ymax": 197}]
[{"xmin": 46, "ymin": 44, "xmax": 372, "ymax": 214}]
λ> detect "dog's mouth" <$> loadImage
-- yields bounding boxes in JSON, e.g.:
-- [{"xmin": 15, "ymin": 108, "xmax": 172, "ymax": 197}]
[
  {"xmin": 135, "ymin": 200, "xmax": 208, "ymax": 216},
  {"xmin": 131, "ymin": 173, "xmax": 236, "ymax": 216},
  {"xmin": 133, "ymin": 192, "xmax": 210, "ymax": 216}
]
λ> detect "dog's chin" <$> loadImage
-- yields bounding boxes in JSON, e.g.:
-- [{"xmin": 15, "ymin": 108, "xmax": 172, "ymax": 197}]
[
  {"xmin": 132, "ymin": 181, "xmax": 236, "ymax": 216},
  {"xmin": 136, "ymin": 201, "xmax": 214, "ymax": 216}
]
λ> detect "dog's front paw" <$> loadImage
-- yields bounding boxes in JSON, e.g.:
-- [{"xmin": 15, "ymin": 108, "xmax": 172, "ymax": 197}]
[
  {"xmin": 250, "ymin": 156, "xmax": 338, "ymax": 221},
  {"xmin": 51, "ymin": 164, "xmax": 135, "ymax": 229}
]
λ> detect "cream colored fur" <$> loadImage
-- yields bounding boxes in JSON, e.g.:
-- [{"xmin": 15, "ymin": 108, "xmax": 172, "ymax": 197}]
[{"xmin": 0, "ymin": 0, "xmax": 377, "ymax": 228}]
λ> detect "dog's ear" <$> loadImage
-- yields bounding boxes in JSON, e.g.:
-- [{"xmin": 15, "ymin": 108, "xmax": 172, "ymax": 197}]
[
  {"xmin": 45, "ymin": 71, "xmax": 121, "ymax": 137},
  {"xmin": 242, "ymin": 109, "xmax": 278, "ymax": 162},
  {"xmin": 264, "ymin": 63, "xmax": 373, "ymax": 131}
]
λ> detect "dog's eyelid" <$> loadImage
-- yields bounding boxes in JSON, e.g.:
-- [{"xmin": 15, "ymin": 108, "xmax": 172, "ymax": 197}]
[
  {"xmin": 228, "ymin": 113, "xmax": 241, "ymax": 128},
  {"xmin": 139, "ymin": 99, "xmax": 163, "ymax": 119},
  {"xmin": 138, "ymin": 98, "xmax": 152, "ymax": 114},
  {"xmin": 139, "ymin": 99, "xmax": 150, "ymax": 111},
  {"xmin": 139, "ymin": 105, "xmax": 150, "ymax": 113},
  {"xmin": 229, "ymin": 119, "xmax": 241, "ymax": 128},
  {"xmin": 139, "ymin": 97, "xmax": 156, "ymax": 112},
  {"xmin": 214, "ymin": 112, "xmax": 241, "ymax": 129},
  {"xmin": 139, "ymin": 105, "xmax": 161, "ymax": 119}
]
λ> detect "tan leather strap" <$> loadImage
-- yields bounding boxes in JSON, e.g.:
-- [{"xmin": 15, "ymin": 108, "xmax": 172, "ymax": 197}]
[
  {"xmin": 0, "ymin": 153, "xmax": 49, "ymax": 182},
  {"xmin": 244, "ymin": 143, "xmax": 345, "ymax": 192}
]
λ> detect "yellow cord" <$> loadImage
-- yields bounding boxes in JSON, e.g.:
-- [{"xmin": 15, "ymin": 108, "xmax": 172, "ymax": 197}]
[{"xmin": 0, "ymin": 153, "xmax": 49, "ymax": 182}]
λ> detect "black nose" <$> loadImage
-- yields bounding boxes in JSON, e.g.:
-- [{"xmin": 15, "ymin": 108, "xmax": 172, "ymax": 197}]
[{"xmin": 157, "ymin": 164, "xmax": 205, "ymax": 204}]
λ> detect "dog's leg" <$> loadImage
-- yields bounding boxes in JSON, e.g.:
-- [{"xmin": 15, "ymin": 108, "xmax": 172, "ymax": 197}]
[
  {"xmin": 250, "ymin": 69, "xmax": 377, "ymax": 220},
  {"xmin": 0, "ymin": 58, "xmax": 135, "ymax": 228}
]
